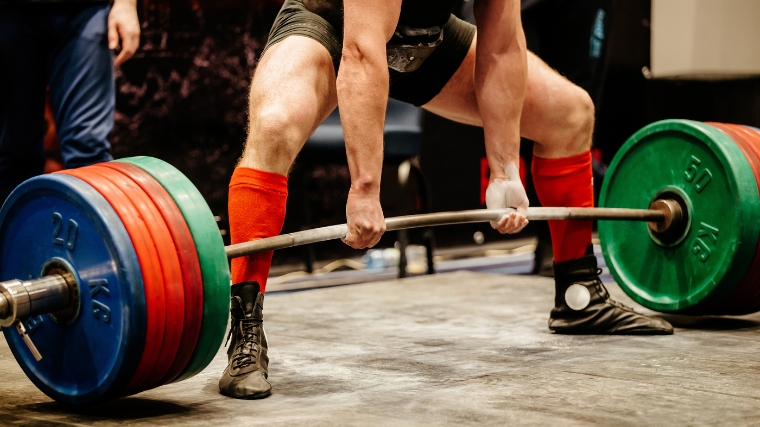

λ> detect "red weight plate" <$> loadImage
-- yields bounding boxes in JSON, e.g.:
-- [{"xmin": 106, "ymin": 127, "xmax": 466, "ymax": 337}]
[
  {"xmin": 739, "ymin": 126, "xmax": 760, "ymax": 313},
  {"xmin": 734, "ymin": 124, "xmax": 760, "ymax": 312},
  {"xmin": 705, "ymin": 123, "xmax": 760, "ymax": 313},
  {"xmin": 58, "ymin": 168, "xmax": 167, "ymax": 394},
  {"xmin": 101, "ymin": 162, "xmax": 204, "ymax": 385},
  {"xmin": 734, "ymin": 125, "xmax": 760, "ymax": 313},
  {"xmin": 724, "ymin": 125, "xmax": 760, "ymax": 300},
  {"xmin": 87, "ymin": 165, "xmax": 186, "ymax": 392},
  {"xmin": 722, "ymin": 124, "xmax": 760, "ymax": 312}
]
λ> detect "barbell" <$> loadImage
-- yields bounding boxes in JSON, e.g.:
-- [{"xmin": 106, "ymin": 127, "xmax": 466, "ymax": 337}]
[{"xmin": 0, "ymin": 119, "xmax": 758, "ymax": 404}]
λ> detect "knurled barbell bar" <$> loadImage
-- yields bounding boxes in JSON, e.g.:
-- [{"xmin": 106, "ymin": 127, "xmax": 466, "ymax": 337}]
[
  {"xmin": 1, "ymin": 118, "xmax": 759, "ymax": 405},
  {"xmin": 225, "ymin": 205, "xmax": 670, "ymax": 257}
]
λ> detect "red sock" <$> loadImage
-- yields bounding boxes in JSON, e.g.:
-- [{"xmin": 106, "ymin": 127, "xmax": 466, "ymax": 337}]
[
  {"xmin": 229, "ymin": 167, "xmax": 288, "ymax": 293},
  {"xmin": 532, "ymin": 152, "xmax": 593, "ymax": 263}
]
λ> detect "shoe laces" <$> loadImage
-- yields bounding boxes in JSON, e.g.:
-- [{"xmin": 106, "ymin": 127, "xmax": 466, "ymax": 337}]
[
  {"xmin": 591, "ymin": 274, "xmax": 637, "ymax": 312},
  {"xmin": 227, "ymin": 319, "xmax": 261, "ymax": 370}
]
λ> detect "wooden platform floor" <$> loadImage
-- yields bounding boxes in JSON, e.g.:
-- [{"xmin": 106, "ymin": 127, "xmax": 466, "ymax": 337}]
[{"xmin": 2, "ymin": 271, "xmax": 760, "ymax": 426}]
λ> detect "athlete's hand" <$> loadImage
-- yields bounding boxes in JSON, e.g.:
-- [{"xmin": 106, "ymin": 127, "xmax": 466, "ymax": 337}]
[
  {"xmin": 109, "ymin": 0, "xmax": 140, "ymax": 66},
  {"xmin": 342, "ymin": 190, "xmax": 386, "ymax": 249},
  {"xmin": 486, "ymin": 163, "xmax": 529, "ymax": 234}
]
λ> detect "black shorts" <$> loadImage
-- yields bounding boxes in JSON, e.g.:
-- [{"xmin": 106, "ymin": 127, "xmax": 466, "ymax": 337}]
[{"xmin": 262, "ymin": 0, "xmax": 476, "ymax": 106}]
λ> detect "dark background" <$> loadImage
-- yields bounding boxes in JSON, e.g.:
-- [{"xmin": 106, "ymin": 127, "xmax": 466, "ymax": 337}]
[{"xmin": 110, "ymin": 0, "xmax": 760, "ymax": 266}]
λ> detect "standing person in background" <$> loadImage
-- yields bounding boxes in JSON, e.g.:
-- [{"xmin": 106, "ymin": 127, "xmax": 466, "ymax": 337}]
[
  {"xmin": 0, "ymin": 0, "xmax": 141, "ymax": 204},
  {"xmin": 461, "ymin": 0, "xmax": 611, "ymax": 276}
]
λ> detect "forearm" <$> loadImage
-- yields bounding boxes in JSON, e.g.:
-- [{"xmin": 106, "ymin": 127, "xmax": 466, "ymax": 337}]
[
  {"xmin": 474, "ymin": 1, "xmax": 527, "ymax": 179},
  {"xmin": 476, "ymin": 51, "xmax": 525, "ymax": 178},
  {"xmin": 336, "ymin": 47, "xmax": 388, "ymax": 196}
]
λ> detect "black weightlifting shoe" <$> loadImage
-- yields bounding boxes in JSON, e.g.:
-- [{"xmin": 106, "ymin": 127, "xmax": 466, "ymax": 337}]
[
  {"xmin": 549, "ymin": 246, "xmax": 673, "ymax": 335},
  {"xmin": 219, "ymin": 282, "xmax": 272, "ymax": 399}
]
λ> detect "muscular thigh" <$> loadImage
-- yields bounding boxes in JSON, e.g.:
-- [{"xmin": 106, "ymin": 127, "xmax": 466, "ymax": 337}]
[
  {"xmin": 241, "ymin": 36, "xmax": 337, "ymax": 174},
  {"xmin": 423, "ymin": 32, "xmax": 588, "ymax": 150}
]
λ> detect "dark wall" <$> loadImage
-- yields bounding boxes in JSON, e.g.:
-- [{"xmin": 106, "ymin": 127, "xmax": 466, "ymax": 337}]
[
  {"xmin": 597, "ymin": 0, "xmax": 760, "ymax": 161},
  {"xmin": 593, "ymin": 0, "xmax": 651, "ymax": 163}
]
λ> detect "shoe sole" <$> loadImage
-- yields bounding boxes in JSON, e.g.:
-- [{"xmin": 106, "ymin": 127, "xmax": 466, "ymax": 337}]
[
  {"xmin": 219, "ymin": 389, "xmax": 272, "ymax": 400},
  {"xmin": 242, "ymin": 389, "xmax": 272, "ymax": 400},
  {"xmin": 219, "ymin": 386, "xmax": 272, "ymax": 400},
  {"xmin": 550, "ymin": 327, "xmax": 674, "ymax": 335}
]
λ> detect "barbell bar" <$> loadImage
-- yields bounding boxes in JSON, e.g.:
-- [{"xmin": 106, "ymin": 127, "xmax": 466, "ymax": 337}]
[{"xmin": 225, "ymin": 205, "xmax": 670, "ymax": 258}]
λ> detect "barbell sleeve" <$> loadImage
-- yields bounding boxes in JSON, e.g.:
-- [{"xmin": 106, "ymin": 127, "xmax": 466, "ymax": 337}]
[
  {"xmin": 0, "ymin": 275, "xmax": 72, "ymax": 328},
  {"xmin": 0, "ymin": 291, "xmax": 9, "ymax": 320},
  {"xmin": 224, "ymin": 206, "xmax": 667, "ymax": 259}
]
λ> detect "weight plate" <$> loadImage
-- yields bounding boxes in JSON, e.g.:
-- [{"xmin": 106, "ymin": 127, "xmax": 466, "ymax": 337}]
[
  {"xmin": 59, "ymin": 168, "xmax": 168, "ymax": 394},
  {"xmin": 704, "ymin": 123, "xmax": 760, "ymax": 314},
  {"xmin": 0, "ymin": 174, "xmax": 145, "ymax": 404},
  {"xmin": 738, "ymin": 125, "xmax": 760, "ymax": 313},
  {"xmin": 118, "ymin": 157, "xmax": 229, "ymax": 381},
  {"xmin": 599, "ymin": 119, "xmax": 760, "ymax": 313},
  {"xmin": 87, "ymin": 165, "xmax": 186, "ymax": 392},
  {"xmin": 101, "ymin": 162, "xmax": 204, "ymax": 384}
]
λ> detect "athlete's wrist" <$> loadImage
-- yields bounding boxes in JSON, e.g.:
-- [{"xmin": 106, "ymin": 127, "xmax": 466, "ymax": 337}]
[{"xmin": 349, "ymin": 180, "xmax": 381, "ymax": 197}]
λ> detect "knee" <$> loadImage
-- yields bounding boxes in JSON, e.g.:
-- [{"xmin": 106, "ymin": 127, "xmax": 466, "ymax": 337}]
[
  {"xmin": 243, "ymin": 106, "xmax": 303, "ymax": 173},
  {"xmin": 531, "ymin": 84, "xmax": 595, "ymax": 158},
  {"xmin": 253, "ymin": 107, "xmax": 301, "ymax": 146},
  {"xmin": 566, "ymin": 89, "xmax": 595, "ymax": 152}
]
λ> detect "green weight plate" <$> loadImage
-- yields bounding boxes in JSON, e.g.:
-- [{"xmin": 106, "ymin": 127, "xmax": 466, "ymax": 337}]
[
  {"xmin": 598, "ymin": 120, "xmax": 760, "ymax": 313},
  {"xmin": 117, "ymin": 157, "xmax": 230, "ymax": 381}
]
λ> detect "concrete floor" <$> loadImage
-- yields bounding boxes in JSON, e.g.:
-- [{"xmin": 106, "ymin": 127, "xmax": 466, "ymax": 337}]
[{"xmin": 2, "ymin": 271, "xmax": 760, "ymax": 426}]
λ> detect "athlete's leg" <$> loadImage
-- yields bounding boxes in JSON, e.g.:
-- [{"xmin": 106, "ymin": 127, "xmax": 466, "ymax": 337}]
[
  {"xmin": 424, "ymin": 34, "xmax": 594, "ymax": 261},
  {"xmin": 232, "ymin": 35, "xmax": 337, "ymax": 292},
  {"xmin": 220, "ymin": 35, "xmax": 337, "ymax": 400},
  {"xmin": 423, "ymin": 33, "xmax": 671, "ymax": 335}
]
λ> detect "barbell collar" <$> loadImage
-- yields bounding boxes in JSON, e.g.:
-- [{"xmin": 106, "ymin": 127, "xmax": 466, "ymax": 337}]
[
  {"xmin": 647, "ymin": 199, "xmax": 683, "ymax": 234},
  {"xmin": 224, "ymin": 206, "xmax": 667, "ymax": 259}
]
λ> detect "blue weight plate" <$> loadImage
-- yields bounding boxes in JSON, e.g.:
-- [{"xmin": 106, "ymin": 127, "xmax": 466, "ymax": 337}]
[{"xmin": 0, "ymin": 174, "xmax": 145, "ymax": 404}]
